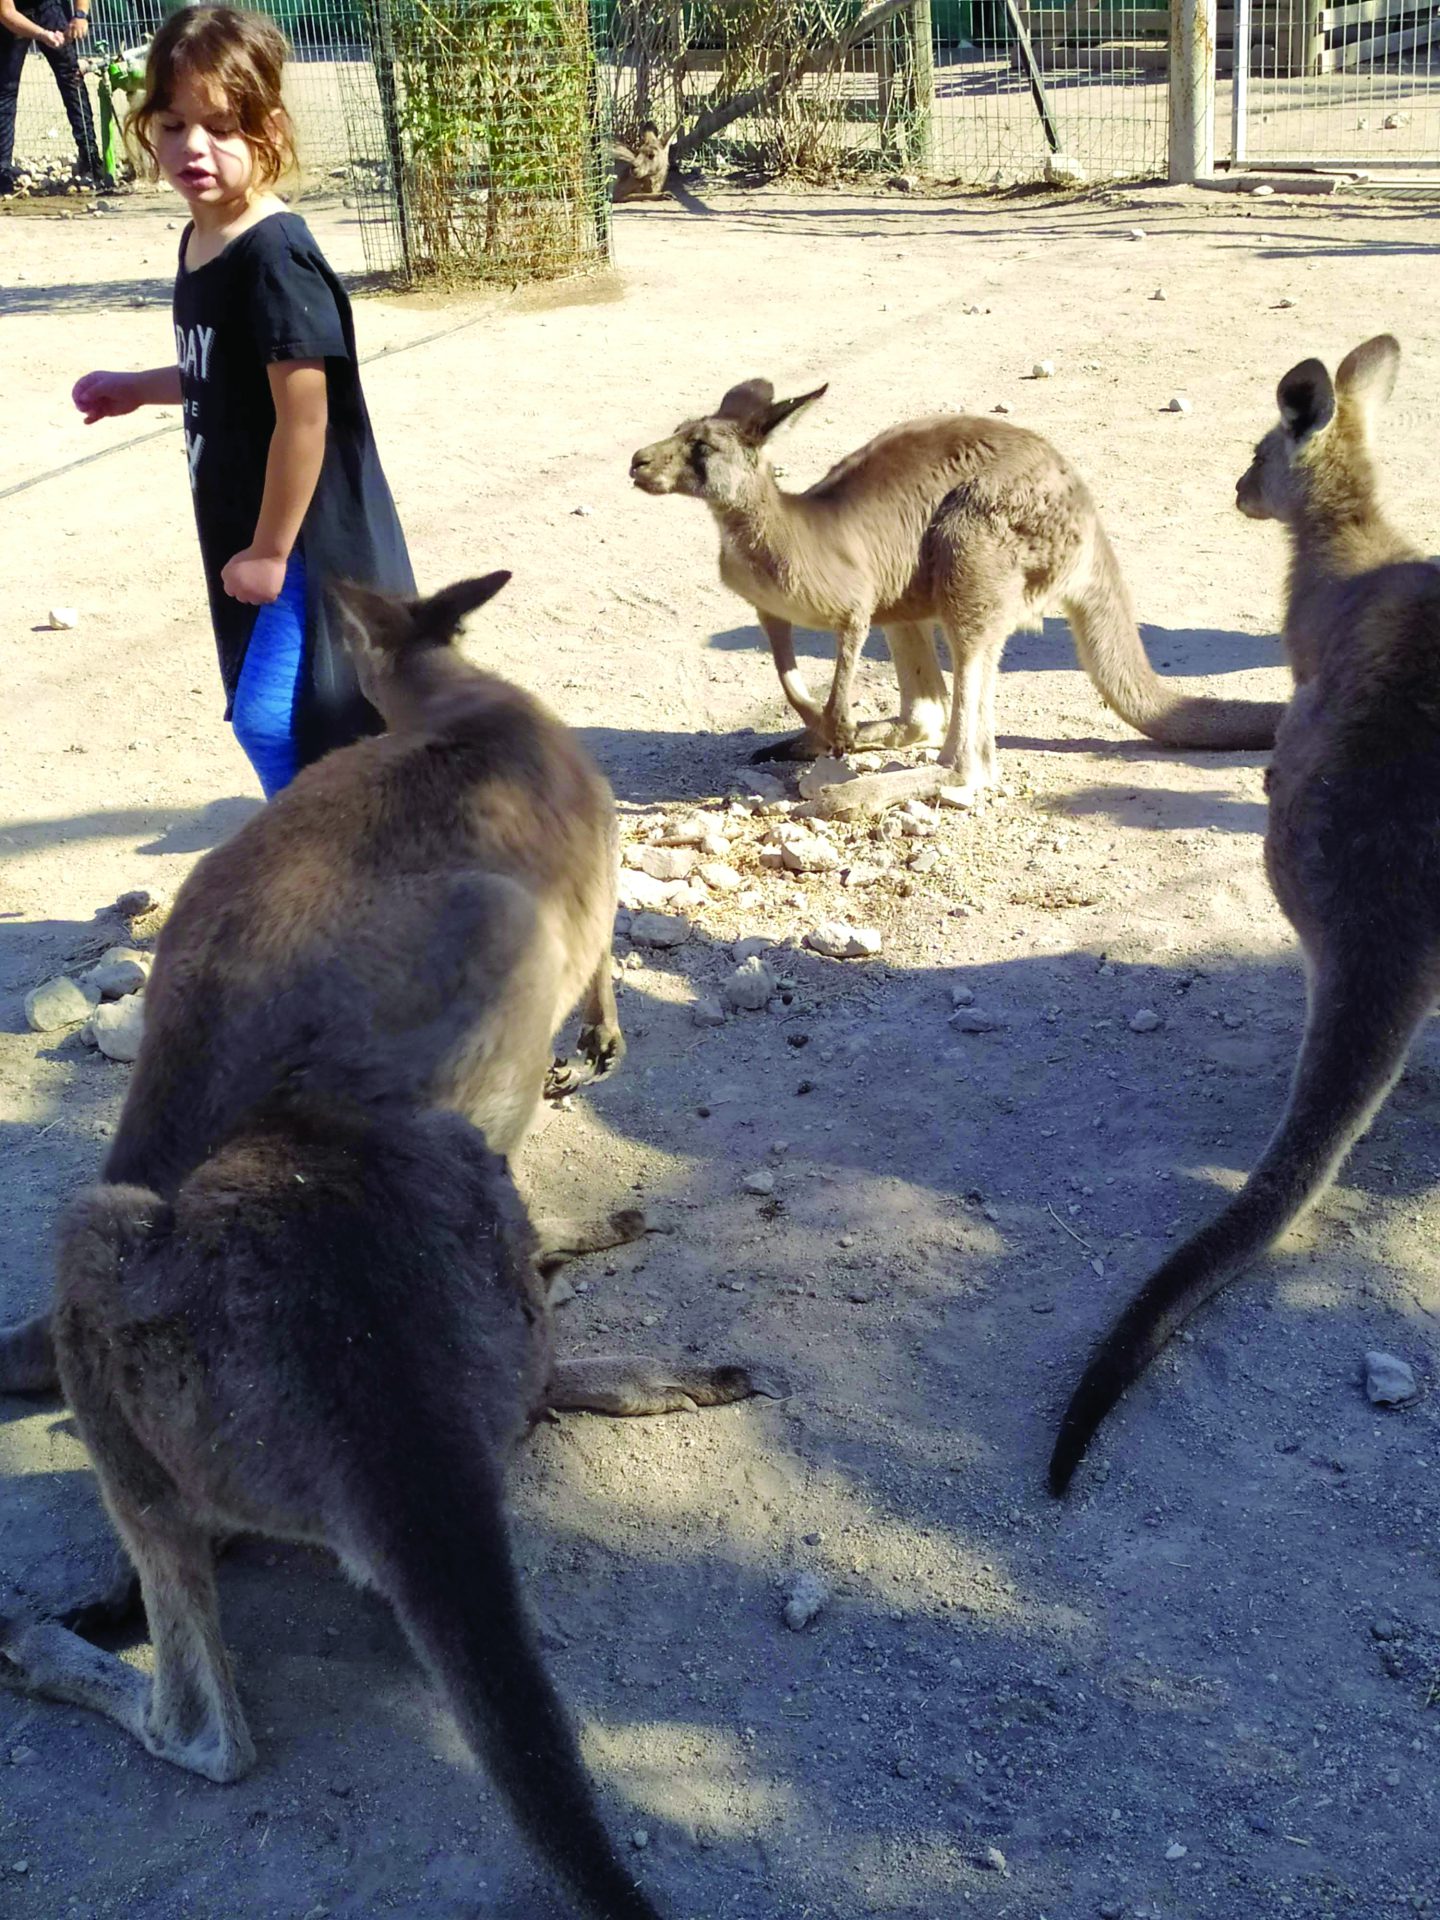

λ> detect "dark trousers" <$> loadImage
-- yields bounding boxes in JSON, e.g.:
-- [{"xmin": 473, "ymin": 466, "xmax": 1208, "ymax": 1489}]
[{"xmin": 0, "ymin": 0, "xmax": 101, "ymax": 185}]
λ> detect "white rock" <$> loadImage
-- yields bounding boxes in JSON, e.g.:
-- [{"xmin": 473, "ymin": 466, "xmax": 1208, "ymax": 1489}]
[
  {"xmin": 657, "ymin": 815, "xmax": 713, "ymax": 848},
  {"xmin": 618, "ymin": 870, "xmax": 683, "ymax": 912},
  {"xmin": 699, "ymin": 830, "xmax": 732, "ymax": 858},
  {"xmin": 1128, "ymin": 1008, "xmax": 1163, "ymax": 1033},
  {"xmin": 24, "ymin": 976, "xmax": 93, "ymax": 1031},
  {"xmin": 937, "ymin": 786, "xmax": 978, "ymax": 810},
  {"xmin": 1151, "ymin": 287, "xmax": 1167, "ymax": 301},
  {"xmin": 1031, "ymin": 360, "xmax": 1055, "ymax": 379},
  {"xmin": 691, "ymin": 995, "xmax": 728, "ymax": 1029},
  {"xmin": 781, "ymin": 831, "xmax": 841, "ymax": 874},
  {"xmin": 1365, "ymin": 1350, "xmax": 1419, "ymax": 1407},
  {"xmin": 797, "ymin": 757, "xmax": 857, "ymax": 800},
  {"xmin": 80, "ymin": 958, "xmax": 147, "ymax": 999},
  {"xmin": 46, "ymin": 607, "xmax": 79, "ymax": 630},
  {"xmin": 842, "ymin": 862, "xmax": 884, "ymax": 888},
  {"xmin": 1164, "ymin": 395, "xmax": 1193, "ymax": 415},
  {"xmin": 735, "ymin": 770, "xmax": 786, "ymax": 803},
  {"xmin": 805, "ymin": 922, "xmax": 882, "ymax": 960},
  {"xmin": 781, "ymin": 1570, "xmax": 830, "ymax": 1631},
  {"xmin": 950, "ymin": 985, "xmax": 976, "ymax": 1007},
  {"xmin": 731, "ymin": 936, "xmax": 771, "ymax": 963},
  {"xmin": 629, "ymin": 911, "xmax": 691, "ymax": 949},
  {"xmin": 1165, "ymin": 1842, "xmax": 1188, "ymax": 1862},
  {"xmin": 699, "ymin": 861, "xmax": 742, "ymax": 892},
  {"xmin": 1044, "ymin": 152, "xmax": 1086, "ymax": 186},
  {"xmin": 1127, "ymin": 226, "xmax": 1147, "ymax": 238},
  {"xmin": 1249, "ymin": 183, "xmax": 1274, "ymax": 196},
  {"xmin": 722, "ymin": 956, "xmax": 775, "ymax": 1011},
  {"xmin": 950, "ymin": 1007, "xmax": 1004, "ymax": 1033},
  {"xmin": 90, "ymin": 993, "xmax": 145, "ymax": 1062},
  {"xmin": 638, "ymin": 845, "xmax": 697, "ymax": 883},
  {"xmin": 743, "ymin": 1169, "xmax": 776, "ymax": 1196}
]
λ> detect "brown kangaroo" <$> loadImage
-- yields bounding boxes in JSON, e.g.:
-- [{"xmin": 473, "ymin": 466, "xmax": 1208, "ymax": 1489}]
[
  {"xmin": 0, "ymin": 573, "xmax": 627, "ymax": 1395},
  {"xmin": 630, "ymin": 380, "xmax": 1285, "ymax": 815},
  {"xmin": 612, "ymin": 121, "xmax": 674, "ymax": 200},
  {"xmin": 1051, "ymin": 334, "xmax": 1439, "ymax": 1495},
  {"xmin": 0, "ymin": 1092, "xmax": 762, "ymax": 1919}
]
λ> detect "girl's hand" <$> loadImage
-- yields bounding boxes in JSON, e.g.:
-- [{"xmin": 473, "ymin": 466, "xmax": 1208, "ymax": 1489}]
[
  {"xmin": 39, "ymin": 25, "xmax": 65, "ymax": 46},
  {"xmin": 72, "ymin": 371, "xmax": 141, "ymax": 424},
  {"xmin": 221, "ymin": 549, "xmax": 288, "ymax": 606}
]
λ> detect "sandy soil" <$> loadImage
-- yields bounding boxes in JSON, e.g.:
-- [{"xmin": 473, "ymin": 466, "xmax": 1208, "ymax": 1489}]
[{"xmin": 2, "ymin": 179, "xmax": 1439, "ymax": 1920}]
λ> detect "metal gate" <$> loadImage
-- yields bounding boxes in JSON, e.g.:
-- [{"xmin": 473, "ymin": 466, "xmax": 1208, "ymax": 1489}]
[{"xmin": 1225, "ymin": 0, "xmax": 1440, "ymax": 168}]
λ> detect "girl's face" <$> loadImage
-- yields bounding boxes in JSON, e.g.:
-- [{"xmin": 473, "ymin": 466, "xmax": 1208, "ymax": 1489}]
[{"xmin": 153, "ymin": 74, "xmax": 258, "ymax": 213}]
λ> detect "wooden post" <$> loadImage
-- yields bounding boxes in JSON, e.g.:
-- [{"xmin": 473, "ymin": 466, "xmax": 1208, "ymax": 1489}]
[{"xmin": 1169, "ymin": 0, "xmax": 1217, "ymax": 182}]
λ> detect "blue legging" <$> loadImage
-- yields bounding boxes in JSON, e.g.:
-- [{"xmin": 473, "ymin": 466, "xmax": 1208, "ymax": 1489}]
[{"xmin": 231, "ymin": 555, "xmax": 307, "ymax": 800}]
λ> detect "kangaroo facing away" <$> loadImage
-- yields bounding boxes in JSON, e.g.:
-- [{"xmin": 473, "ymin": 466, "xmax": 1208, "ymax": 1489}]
[
  {"xmin": 0, "ymin": 1092, "xmax": 764, "ymax": 1920},
  {"xmin": 0, "ymin": 573, "xmax": 629, "ymax": 1396},
  {"xmin": 630, "ymin": 380, "xmax": 1286, "ymax": 816},
  {"xmin": 1050, "ymin": 334, "xmax": 1439, "ymax": 1495}
]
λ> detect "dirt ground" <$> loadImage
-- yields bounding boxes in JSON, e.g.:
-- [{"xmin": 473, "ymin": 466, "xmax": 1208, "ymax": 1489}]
[{"xmin": 3, "ymin": 179, "xmax": 1440, "ymax": 1920}]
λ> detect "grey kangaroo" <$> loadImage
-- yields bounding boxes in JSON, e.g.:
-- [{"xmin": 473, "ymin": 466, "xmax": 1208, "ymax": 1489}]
[
  {"xmin": 1, "ymin": 1092, "xmax": 759, "ymax": 1919},
  {"xmin": 0, "ymin": 573, "xmax": 627, "ymax": 1394},
  {"xmin": 630, "ymin": 380, "xmax": 1285, "ymax": 814},
  {"xmin": 1051, "ymin": 334, "xmax": 1438, "ymax": 1495}
]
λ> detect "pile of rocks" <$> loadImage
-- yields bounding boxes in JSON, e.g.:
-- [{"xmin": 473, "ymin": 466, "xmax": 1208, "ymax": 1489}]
[{"xmin": 25, "ymin": 946, "xmax": 151, "ymax": 1062}]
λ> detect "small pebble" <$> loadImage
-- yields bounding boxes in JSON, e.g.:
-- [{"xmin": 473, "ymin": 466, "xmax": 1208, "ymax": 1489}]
[
  {"xmin": 1129, "ymin": 1007, "xmax": 1163, "ymax": 1032},
  {"xmin": 691, "ymin": 994, "xmax": 727, "ymax": 1029},
  {"xmin": 781, "ymin": 1570, "xmax": 830, "ymax": 1631},
  {"xmin": 992, "ymin": 400, "xmax": 1012, "ymax": 414},
  {"xmin": 950, "ymin": 985, "xmax": 975, "ymax": 1007},
  {"xmin": 722, "ymin": 956, "xmax": 775, "ymax": 1011},
  {"xmin": 631, "ymin": 1829, "xmax": 650, "ymax": 1850},
  {"xmin": 1166, "ymin": 1841, "xmax": 1188, "ymax": 1861},
  {"xmin": 744, "ymin": 1169, "xmax": 776, "ymax": 1196},
  {"xmin": 24, "ymin": 975, "xmax": 94, "ymax": 1031},
  {"xmin": 805, "ymin": 922, "xmax": 881, "ymax": 960},
  {"xmin": 47, "ymin": 606, "xmax": 79, "ymax": 630},
  {"xmin": 1030, "ymin": 360, "xmax": 1055, "ymax": 378},
  {"xmin": 1151, "ymin": 287, "xmax": 1167, "ymax": 301},
  {"xmin": 950, "ymin": 1007, "xmax": 1004, "ymax": 1033},
  {"xmin": 977, "ymin": 1845, "xmax": 1008, "ymax": 1874},
  {"xmin": 1250, "ymin": 182, "xmax": 1275, "ymax": 196},
  {"xmin": 629, "ymin": 911, "xmax": 690, "ymax": 949},
  {"xmin": 1127, "ymin": 226, "xmax": 1147, "ymax": 238},
  {"xmin": 1164, "ymin": 395, "xmax": 1193, "ymax": 415}
]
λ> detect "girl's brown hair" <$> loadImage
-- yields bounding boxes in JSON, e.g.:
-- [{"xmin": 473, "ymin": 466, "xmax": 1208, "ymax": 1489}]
[{"xmin": 129, "ymin": 5, "xmax": 297, "ymax": 188}]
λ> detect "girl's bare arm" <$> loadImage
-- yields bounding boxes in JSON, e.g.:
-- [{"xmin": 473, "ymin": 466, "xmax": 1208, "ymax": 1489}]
[{"xmin": 221, "ymin": 361, "xmax": 328, "ymax": 606}]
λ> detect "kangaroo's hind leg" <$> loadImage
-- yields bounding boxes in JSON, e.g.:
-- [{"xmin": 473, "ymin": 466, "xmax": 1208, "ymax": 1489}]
[
  {"xmin": 544, "ymin": 951, "xmax": 625, "ymax": 1101},
  {"xmin": 838, "ymin": 622, "xmax": 949, "ymax": 750}
]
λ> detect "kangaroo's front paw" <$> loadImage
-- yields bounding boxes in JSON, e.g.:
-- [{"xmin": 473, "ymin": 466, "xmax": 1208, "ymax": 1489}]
[{"xmin": 580, "ymin": 1020, "xmax": 625, "ymax": 1083}]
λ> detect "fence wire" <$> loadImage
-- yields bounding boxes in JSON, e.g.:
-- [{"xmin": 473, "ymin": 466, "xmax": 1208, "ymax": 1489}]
[{"xmin": 1225, "ymin": 0, "xmax": 1440, "ymax": 166}]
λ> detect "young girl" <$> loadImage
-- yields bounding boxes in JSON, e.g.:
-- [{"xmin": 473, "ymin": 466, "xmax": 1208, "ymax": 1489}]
[{"xmin": 72, "ymin": 4, "xmax": 413, "ymax": 797}]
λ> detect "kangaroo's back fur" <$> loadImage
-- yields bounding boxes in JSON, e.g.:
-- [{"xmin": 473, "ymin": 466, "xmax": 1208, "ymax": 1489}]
[
  {"xmin": 0, "ymin": 576, "xmax": 625, "ymax": 1393},
  {"xmin": 40, "ymin": 1097, "xmax": 659, "ymax": 1918},
  {"xmin": 1051, "ymin": 334, "xmax": 1440, "ymax": 1493},
  {"xmin": 631, "ymin": 384, "xmax": 1284, "ymax": 806}
]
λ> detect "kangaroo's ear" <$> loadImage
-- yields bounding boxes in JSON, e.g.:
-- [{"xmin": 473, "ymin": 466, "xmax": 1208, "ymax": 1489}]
[
  {"xmin": 1276, "ymin": 358, "xmax": 1335, "ymax": 444},
  {"xmin": 1335, "ymin": 333, "xmax": 1400, "ymax": 421},
  {"xmin": 329, "ymin": 573, "xmax": 511, "ymax": 655},
  {"xmin": 757, "ymin": 384, "xmax": 828, "ymax": 440},
  {"xmin": 417, "ymin": 573, "xmax": 512, "ymax": 644},
  {"xmin": 328, "ymin": 579, "xmax": 412, "ymax": 656},
  {"xmin": 717, "ymin": 378, "xmax": 776, "ymax": 430}
]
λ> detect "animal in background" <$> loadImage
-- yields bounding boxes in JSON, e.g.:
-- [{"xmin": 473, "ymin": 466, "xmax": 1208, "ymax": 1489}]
[{"xmin": 631, "ymin": 379, "xmax": 1286, "ymax": 817}]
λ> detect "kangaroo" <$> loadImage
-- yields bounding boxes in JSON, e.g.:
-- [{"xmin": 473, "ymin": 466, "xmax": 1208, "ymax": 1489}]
[
  {"xmin": 1050, "ymin": 334, "xmax": 1439, "ymax": 1495},
  {"xmin": 630, "ymin": 380, "xmax": 1286, "ymax": 817},
  {"xmin": 0, "ymin": 573, "xmax": 628, "ymax": 1396},
  {"xmin": 612, "ymin": 120, "xmax": 674, "ymax": 200},
  {"xmin": 0, "ymin": 1092, "xmax": 763, "ymax": 1919}
]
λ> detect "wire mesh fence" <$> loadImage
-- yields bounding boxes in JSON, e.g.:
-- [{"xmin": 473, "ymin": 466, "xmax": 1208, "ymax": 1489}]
[
  {"xmin": 1224, "ymin": 0, "xmax": 1440, "ymax": 166},
  {"xmin": 600, "ymin": 2, "xmax": 1171, "ymax": 187}
]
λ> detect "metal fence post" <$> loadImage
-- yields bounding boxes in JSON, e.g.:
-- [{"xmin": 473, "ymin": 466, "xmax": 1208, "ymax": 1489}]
[{"xmin": 1169, "ymin": 0, "xmax": 1217, "ymax": 182}]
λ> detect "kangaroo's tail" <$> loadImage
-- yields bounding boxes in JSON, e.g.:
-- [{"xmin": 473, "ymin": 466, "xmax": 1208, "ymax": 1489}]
[
  {"xmin": 1063, "ymin": 523, "xmax": 1286, "ymax": 751},
  {"xmin": 347, "ymin": 1419, "xmax": 661, "ymax": 1920},
  {"xmin": 1050, "ymin": 963, "xmax": 1430, "ymax": 1495}
]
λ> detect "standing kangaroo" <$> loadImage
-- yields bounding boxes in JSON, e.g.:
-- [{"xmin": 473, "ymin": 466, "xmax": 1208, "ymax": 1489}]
[
  {"xmin": 1050, "ymin": 334, "xmax": 1438, "ymax": 1495},
  {"xmin": 630, "ymin": 380, "xmax": 1285, "ymax": 814},
  {"xmin": 1, "ymin": 1092, "xmax": 760, "ymax": 1919},
  {"xmin": 0, "ymin": 573, "xmax": 627, "ymax": 1395}
]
